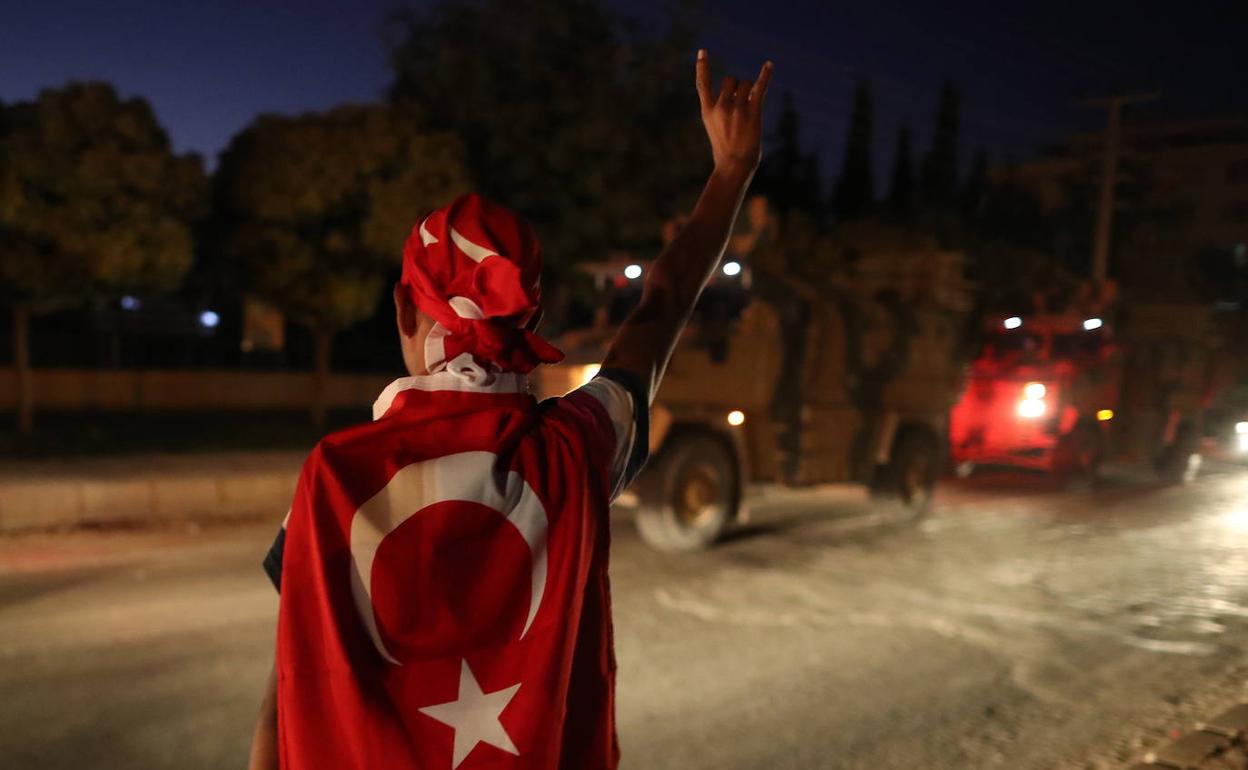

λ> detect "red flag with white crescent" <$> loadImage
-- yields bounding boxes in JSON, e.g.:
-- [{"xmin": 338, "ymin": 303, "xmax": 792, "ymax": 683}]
[{"xmin": 273, "ymin": 369, "xmax": 646, "ymax": 770}]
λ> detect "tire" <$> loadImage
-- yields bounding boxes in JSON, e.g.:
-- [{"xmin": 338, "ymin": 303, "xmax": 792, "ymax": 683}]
[
  {"xmin": 1056, "ymin": 421, "xmax": 1103, "ymax": 491},
  {"xmin": 635, "ymin": 433, "xmax": 740, "ymax": 551},
  {"xmin": 1155, "ymin": 420, "xmax": 1201, "ymax": 484},
  {"xmin": 881, "ymin": 429, "xmax": 940, "ymax": 518}
]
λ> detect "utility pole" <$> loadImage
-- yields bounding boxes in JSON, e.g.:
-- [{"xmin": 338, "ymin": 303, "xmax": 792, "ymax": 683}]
[{"xmin": 1083, "ymin": 92, "xmax": 1158, "ymax": 283}]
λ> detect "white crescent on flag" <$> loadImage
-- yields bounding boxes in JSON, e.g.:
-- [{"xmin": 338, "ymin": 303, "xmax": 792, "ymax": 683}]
[
  {"xmin": 449, "ymin": 227, "xmax": 498, "ymax": 263},
  {"xmin": 419, "ymin": 217, "xmax": 439, "ymax": 246},
  {"xmin": 348, "ymin": 451, "xmax": 549, "ymax": 664}
]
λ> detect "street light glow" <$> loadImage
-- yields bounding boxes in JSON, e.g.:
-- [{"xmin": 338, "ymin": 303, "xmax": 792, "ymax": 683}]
[
  {"xmin": 1083, "ymin": 317, "xmax": 1103, "ymax": 331},
  {"xmin": 727, "ymin": 409, "xmax": 746, "ymax": 426},
  {"xmin": 623, "ymin": 264, "xmax": 643, "ymax": 280},
  {"xmin": 199, "ymin": 310, "xmax": 220, "ymax": 328},
  {"xmin": 722, "ymin": 260, "xmax": 742, "ymax": 276},
  {"xmin": 1003, "ymin": 316, "xmax": 1022, "ymax": 330}
]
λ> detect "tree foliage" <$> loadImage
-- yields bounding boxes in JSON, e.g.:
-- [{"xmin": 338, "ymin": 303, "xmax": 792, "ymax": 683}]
[
  {"xmin": 960, "ymin": 147, "xmax": 989, "ymax": 221},
  {"xmin": 0, "ymin": 82, "xmax": 205, "ymax": 311},
  {"xmin": 755, "ymin": 93, "xmax": 823, "ymax": 220},
  {"xmin": 886, "ymin": 125, "xmax": 915, "ymax": 221},
  {"xmin": 920, "ymin": 80, "xmax": 960, "ymax": 211},
  {"xmin": 832, "ymin": 81, "xmax": 874, "ymax": 221},
  {"xmin": 385, "ymin": 0, "xmax": 706, "ymax": 275},
  {"xmin": 214, "ymin": 104, "xmax": 471, "ymax": 334}
]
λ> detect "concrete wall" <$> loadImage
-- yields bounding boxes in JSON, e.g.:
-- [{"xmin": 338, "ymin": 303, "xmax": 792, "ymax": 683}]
[{"xmin": 0, "ymin": 367, "xmax": 393, "ymax": 411}]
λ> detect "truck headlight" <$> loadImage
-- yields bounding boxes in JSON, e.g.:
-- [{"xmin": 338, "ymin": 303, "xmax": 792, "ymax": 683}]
[
  {"xmin": 1238, "ymin": 433, "xmax": 1248, "ymax": 454},
  {"xmin": 1016, "ymin": 398, "xmax": 1046, "ymax": 419},
  {"xmin": 1024, "ymin": 382, "xmax": 1046, "ymax": 400},
  {"xmin": 1236, "ymin": 421, "xmax": 1248, "ymax": 435}
]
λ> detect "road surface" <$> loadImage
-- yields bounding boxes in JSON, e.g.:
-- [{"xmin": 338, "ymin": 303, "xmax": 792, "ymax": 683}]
[{"xmin": 2, "ymin": 468, "xmax": 1248, "ymax": 769}]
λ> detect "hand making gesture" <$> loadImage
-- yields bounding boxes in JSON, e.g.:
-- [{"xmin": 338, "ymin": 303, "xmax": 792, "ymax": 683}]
[
  {"xmin": 601, "ymin": 50, "xmax": 774, "ymax": 401},
  {"xmin": 695, "ymin": 49, "xmax": 774, "ymax": 178}
]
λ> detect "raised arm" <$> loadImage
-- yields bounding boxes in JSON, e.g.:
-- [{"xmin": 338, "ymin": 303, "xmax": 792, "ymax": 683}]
[{"xmin": 601, "ymin": 50, "xmax": 773, "ymax": 402}]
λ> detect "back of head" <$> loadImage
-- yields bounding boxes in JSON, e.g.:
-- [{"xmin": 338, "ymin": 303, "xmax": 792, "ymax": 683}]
[{"xmin": 400, "ymin": 194, "xmax": 563, "ymax": 382}]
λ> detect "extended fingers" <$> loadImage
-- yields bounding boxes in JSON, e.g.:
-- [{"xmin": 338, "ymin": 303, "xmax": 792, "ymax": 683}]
[
  {"xmin": 748, "ymin": 60, "xmax": 774, "ymax": 108},
  {"xmin": 699, "ymin": 50, "xmax": 774, "ymax": 114},
  {"xmin": 695, "ymin": 48, "xmax": 712, "ymax": 112}
]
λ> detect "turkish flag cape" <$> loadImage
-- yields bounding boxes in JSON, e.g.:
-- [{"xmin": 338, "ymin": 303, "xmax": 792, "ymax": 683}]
[{"xmin": 275, "ymin": 377, "xmax": 620, "ymax": 770}]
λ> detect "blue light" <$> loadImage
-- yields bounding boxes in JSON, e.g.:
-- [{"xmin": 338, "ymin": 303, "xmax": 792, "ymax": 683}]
[
  {"xmin": 120, "ymin": 296, "xmax": 141, "ymax": 311},
  {"xmin": 199, "ymin": 310, "xmax": 220, "ymax": 329}
]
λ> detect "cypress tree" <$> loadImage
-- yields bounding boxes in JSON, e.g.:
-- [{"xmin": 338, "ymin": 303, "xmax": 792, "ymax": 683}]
[
  {"xmin": 920, "ymin": 80, "xmax": 960, "ymax": 210},
  {"xmin": 887, "ymin": 124, "xmax": 915, "ymax": 219},
  {"xmin": 756, "ymin": 93, "xmax": 823, "ymax": 218},
  {"xmin": 833, "ymin": 80, "xmax": 874, "ymax": 220},
  {"xmin": 961, "ymin": 147, "xmax": 989, "ymax": 220}
]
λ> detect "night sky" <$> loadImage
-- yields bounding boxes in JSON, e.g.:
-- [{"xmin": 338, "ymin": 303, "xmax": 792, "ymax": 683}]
[{"xmin": 4, "ymin": 0, "xmax": 1247, "ymax": 183}]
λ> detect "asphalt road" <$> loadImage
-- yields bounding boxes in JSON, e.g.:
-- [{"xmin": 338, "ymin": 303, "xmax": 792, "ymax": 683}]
[{"xmin": 2, "ymin": 468, "xmax": 1248, "ymax": 769}]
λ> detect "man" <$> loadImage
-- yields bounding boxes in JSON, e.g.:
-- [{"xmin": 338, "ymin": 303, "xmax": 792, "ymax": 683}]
[{"xmin": 249, "ymin": 49, "xmax": 772, "ymax": 770}]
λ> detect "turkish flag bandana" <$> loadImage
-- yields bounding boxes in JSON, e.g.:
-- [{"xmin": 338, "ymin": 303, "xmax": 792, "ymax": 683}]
[
  {"xmin": 275, "ymin": 377, "xmax": 623, "ymax": 770},
  {"xmin": 401, "ymin": 194, "xmax": 564, "ymax": 376}
]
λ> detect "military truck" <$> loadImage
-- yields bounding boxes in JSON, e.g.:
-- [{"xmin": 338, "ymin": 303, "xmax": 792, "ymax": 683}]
[
  {"xmin": 535, "ymin": 201, "xmax": 971, "ymax": 550},
  {"xmin": 949, "ymin": 287, "xmax": 1225, "ymax": 484}
]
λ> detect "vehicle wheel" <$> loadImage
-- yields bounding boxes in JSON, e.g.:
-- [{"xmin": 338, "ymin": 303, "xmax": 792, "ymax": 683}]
[
  {"xmin": 1056, "ymin": 421, "xmax": 1103, "ymax": 490},
  {"xmin": 1156, "ymin": 420, "xmax": 1200, "ymax": 484},
  {"xmin": 883, "ymin": 430, "xmax": 940, "ymax": 518},
  {"xmin": 635, "ymin": 434, "xmax": 739, "ymax": 551}
]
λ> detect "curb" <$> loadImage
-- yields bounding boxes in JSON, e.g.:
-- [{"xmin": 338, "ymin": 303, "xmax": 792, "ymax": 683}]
[{"xmin": 0, "ymin": 452, "xmax": 304, "ymax": 533}]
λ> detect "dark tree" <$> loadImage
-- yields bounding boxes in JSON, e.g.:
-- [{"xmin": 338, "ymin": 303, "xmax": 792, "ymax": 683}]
[
  {"xmin": 961, "ymin": 147, "xmax": 989, "ymax": 221},
  {"xmin": 215, "ymin": 105, "xmax": 471, "ymax": 426},
  {"xmin": 0, "ymin": 83, "xmax": 204, "ymax": 433},
  {"xmin": 886, "ymin": 124, "xmax": 915, "ymax": 220},
  {"xmin": 386, "ymin": 0, "xmax": 706, "ymax": 278},
  {"xmin": 755, "ymin": 93, "xmax": 823, "ymax": 219},
  {"xmin": 976, "ymin": 164, "xmax": 1049, "ymax": 250},
  {"xmin": 920, "ymin": 80, "xmax": 960, "ymax": 211},
  {"xmin": 832, "ymin": 80, "xmax": 874, "ymax": 221}
]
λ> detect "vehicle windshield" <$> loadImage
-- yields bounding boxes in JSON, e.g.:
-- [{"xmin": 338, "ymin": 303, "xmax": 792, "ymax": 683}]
[
  {"xmin": 1051, "ymin": 331, "xmax": 1107, "ymax": 359},
  {"xmin": 982, "ymin": 332, "xmax": 1044, "ymax": 360},
  {"xmin": 981, "ymin": 329, "xmax": 1108, "ymax": 362}
]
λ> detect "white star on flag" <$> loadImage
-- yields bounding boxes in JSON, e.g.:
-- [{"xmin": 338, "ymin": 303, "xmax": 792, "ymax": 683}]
[{"xmin": 419, "ymin": 659, "xmax": 521, "ymax": 768}]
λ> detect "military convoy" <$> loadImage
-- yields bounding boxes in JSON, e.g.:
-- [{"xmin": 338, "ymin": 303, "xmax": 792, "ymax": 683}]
[
  {"xmin": 534, "ymin": 186, "xmax": 1238, "ymax": 551},
  {"xmin": 536, "ymin": 198, "xmax": 972, "ymax": 550}
]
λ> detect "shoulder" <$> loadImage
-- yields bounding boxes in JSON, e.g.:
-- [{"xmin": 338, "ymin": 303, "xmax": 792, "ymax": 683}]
[
  {"xmin": 308, "ymin": 416, "xmax": 411, "ymax": 467},
  {"xmin": 537, "ymin": 367, "xmax": 650, "ymax": 498}
]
